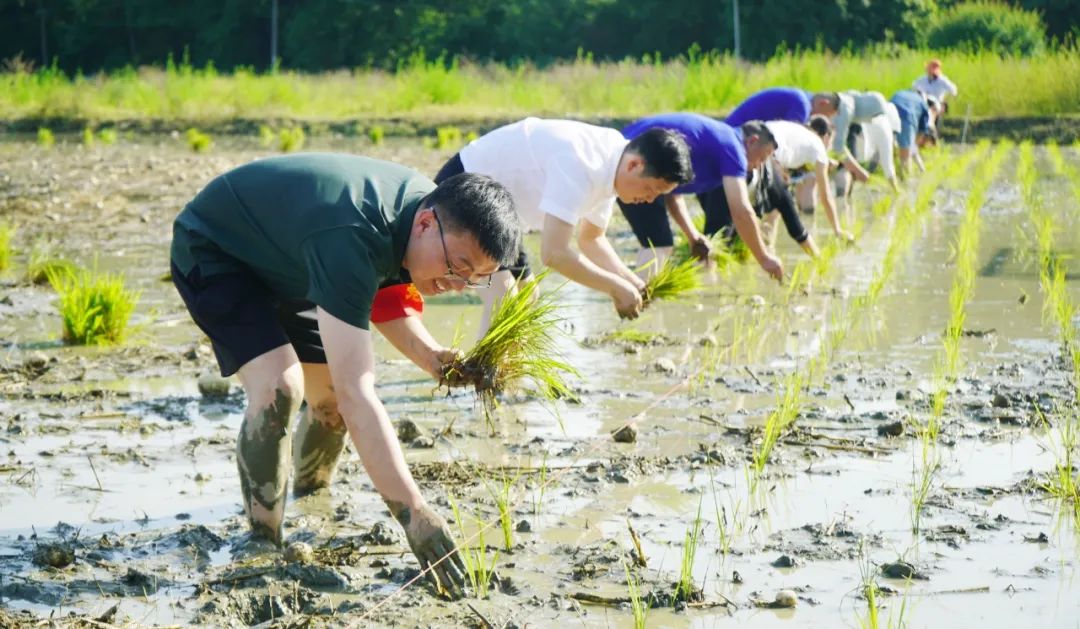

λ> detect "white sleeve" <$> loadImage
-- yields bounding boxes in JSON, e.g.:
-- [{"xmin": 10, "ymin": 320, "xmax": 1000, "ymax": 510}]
[
  {"xmin": 582, "ymin": 199, "xmax": 615, "ymax": 229},
  {"xmin": 537, "ymin": 155, "xmax": 593, "ymax": 226},
  {"xmin": 945, "ymin": 76, "xmax": 959, "ymax": 97}
]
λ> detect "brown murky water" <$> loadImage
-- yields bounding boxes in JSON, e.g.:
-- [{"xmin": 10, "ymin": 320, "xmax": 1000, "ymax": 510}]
[{"xmin": 1, "ymin": 134, "xmax": 1078, "ymax": 627}]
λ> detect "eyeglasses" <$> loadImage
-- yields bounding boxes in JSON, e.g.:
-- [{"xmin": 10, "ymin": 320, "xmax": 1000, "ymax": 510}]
[{"xmin": 432, "ymin": 210, "xmax": 493, "ymax": 289}]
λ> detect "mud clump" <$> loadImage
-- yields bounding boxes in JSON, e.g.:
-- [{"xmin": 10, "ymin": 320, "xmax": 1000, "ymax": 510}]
[
  {"xmin": 197, "ymin": 374, "xmax": 231, "ymax": 398},
  {"xmin": 284, "ymin": 541, "xmax": 314, "ymax": 563},
  {"xmin": 33, "ymin": 542, "xmax": 74, "ymax": 568},
  {"xmin": 612, "ymin": 424, "xmax": 638, "ymax": 443},
  {"xmin": 881, "ymin": 561, "xmax": 928, "ymax": 580},
  {"xmin": 395, "ymin": 418, "xmax": 423, "ymax": 444}
]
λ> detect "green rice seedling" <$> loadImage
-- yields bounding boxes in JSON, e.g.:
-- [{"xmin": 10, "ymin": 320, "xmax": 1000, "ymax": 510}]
[
  {"xmin": 278, "ymin": 126, "xmax": 305, "ymax": 152},
  {"xmin": 441, "ymin": 273, "xmax": 579, "ymax": 414},
  {"xmin": 707, "ymin": 464, "xmax": 743, "ymax": 567},
  {"xmin": 37, "ymin": 127, "xmax": 54, "ymax": 148},
  {"xmin": 532, "ymin": 451, "xmax": 549, "ymax": 519},
  {"xmin": 857, "ymin": 540, "xmax": 909, "ymax": 629},
  {"xmin": 436, "ymin": 126, "xmax": 463, "ymax": 150},
  {"xmin": 465, "ymin": 130, "xmax": 479, "ymax": 143},
  {"xmin": 97, "ymin": 128, "xmax": 117, "ymax": 145},
  {"xmin": 47, "ymin": 265, "xmax": 140, "ymax": 345},
  {"xmin": 185, "ymin": 128, "xmax": 212, "ymax": 153},
  {"xmin": 258, "ymin": 124, "xmax": 275, "ymax": 147},
  {"xmin": 448, "ymin": 495, "xmax": 499, "ymax": 599},
  {"xmin": 752, "ymin": 370, "xmax": 804, "ymax": 477},
  {"xmin": 0, "ymin": 222, "xmax": 14, "ymax": 272},
  {"xmin": 624, "ymin": 561, "xmax": 650, "ymax": 629},
  {"xmin": 643, "ymin": 256, "xmax": 702, "ymax": 304},
  {"xmin": 368, "ymin": 124, "xmax": 385, "ymax": 146},
  {"xmin": 673, "ymin": 496, "xmax": 705, "ymax": 604},
  {"xmin": 486, "ymin": 469, "xmax": 522, "ymax": 552},
  {"xmin": 82, "ymin": 126, "xmax": 95, "ymax": 147}
]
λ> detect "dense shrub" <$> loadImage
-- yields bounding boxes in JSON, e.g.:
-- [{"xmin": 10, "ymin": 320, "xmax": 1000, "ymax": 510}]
[{"xmin": 927, "ymin": 2, "xmax": 1047, "ymax": 56}]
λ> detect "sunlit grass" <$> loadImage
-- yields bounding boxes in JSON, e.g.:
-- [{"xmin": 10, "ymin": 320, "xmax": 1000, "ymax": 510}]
[
  {"xmin": 185, "ymin": 127, "xmax": 212, "ymax": 152},
  {"xmin": 3, "ymin": 48, "xmax": 1077, "ymax": 122},
  {"xmin": 643, "ymin": 256, "xmax": 702, "ymax": 304}
]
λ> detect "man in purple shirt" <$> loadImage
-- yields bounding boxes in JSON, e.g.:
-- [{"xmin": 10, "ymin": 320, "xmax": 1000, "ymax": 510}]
[
  {"xmin": 725, "ymin": 87, "xmax": 840, "ymax": 127},
  {"xmin": 619, "ymin": 114, "xmax": 782, "ymax": 282}
]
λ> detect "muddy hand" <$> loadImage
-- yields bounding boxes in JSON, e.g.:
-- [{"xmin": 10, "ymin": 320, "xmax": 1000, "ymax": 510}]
[
  {"xmin": 390, "ymin": 500, "xmax": 468, "ymax": 596},
  {"xmin": 690, "ymin": 236, "xmax": 713, "ymax": 263},
  {"xmin": 429, "ymin": 348, "xmax": 464, "ymax": 381}
]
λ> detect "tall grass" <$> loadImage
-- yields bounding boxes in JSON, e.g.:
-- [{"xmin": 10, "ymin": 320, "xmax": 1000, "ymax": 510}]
[
  {"xmin": 624, "ymin": 561, "xmax": 651, "ymax": 629},
  {"xmin": 3, "ymin": 47, "xmax": 1077, "ymax": 122},
  {"xmin": 47, "ymin": 265, "xmax": 140, "ymax": 345}
]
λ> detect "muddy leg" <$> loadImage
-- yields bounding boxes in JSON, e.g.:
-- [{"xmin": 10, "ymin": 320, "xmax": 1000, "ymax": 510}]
[
  {"xmin": 292, "ymin": 363, "xmax": 348, "ymax": 497},
  {"xmin": 293, "ymin": 399, "xmax": 348, "ymax": 496},
  {"xmin": 236, "ymin": 350, "xmax": 305, "ymax": 546}
]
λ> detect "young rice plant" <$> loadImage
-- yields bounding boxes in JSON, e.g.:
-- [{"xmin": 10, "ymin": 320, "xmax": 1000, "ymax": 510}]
[{"xmin": 47, "ymin": 265, "xmax": 139, "ymax": 345}]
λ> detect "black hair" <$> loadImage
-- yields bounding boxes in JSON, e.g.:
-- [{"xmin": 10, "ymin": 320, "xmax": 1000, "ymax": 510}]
[
  {"xmin": 740, "ymin": 120, "xmax": 777, "ymax": 148},
  {"xmin": 624, "ymin": 128, "xmax": 694, "ymax": 185},
  {"xmin": 808, "ymin": 114, "xmax": 833, "ymax": 139},
  {"xmin": 813, "ymin": 92, "xmax": 841, "ymax": 110},
  {"xmin": 423, "ymin": 173, "xmax": 521, "ymax": 267}
]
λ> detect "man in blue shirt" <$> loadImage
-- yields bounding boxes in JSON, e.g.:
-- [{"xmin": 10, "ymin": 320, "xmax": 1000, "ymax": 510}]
[
  {"xmin": 890, "ymin": 89, "xmax": 940, "ymax": 177},
  {"xmin": 618, "ymin": 114, "xmax": 783, "ymax": 282},
  {"xmin": 725, "ymin": 87, "xmax": 840, "ymax": 127}
]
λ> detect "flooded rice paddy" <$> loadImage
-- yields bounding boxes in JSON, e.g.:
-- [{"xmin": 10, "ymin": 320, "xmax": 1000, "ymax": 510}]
[{"xmin": 0, "ymin": 135, "xmax": 1078, "ymax": 627}]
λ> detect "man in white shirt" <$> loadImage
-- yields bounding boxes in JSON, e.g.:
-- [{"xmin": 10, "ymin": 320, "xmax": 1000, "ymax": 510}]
[
  {"xmin": 761, "ymin": 116, "xmax": 851, "ymax": 253},
  {"xmin": 912, "ymin": 59, "xmax": 959, "ymax": 108},
  {"xmin": 433, "ymin": 118, "xmax": 694, "ymax": 330},
  {"xmin": 831, "ymin": 90, "xmax": 891, "ymax": 185}
]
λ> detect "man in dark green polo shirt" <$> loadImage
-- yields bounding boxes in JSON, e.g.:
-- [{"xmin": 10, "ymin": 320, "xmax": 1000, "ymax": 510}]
[{"xmin": 171, "ymin": 153, "xmax": 521, "ymax": 594}]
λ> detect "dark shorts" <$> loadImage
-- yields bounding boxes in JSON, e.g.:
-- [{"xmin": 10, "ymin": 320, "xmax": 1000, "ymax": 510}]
[
  {"xmin": 171, "ymin": 261, "xmax": 326, "ymax": 376},
  {"xmin": 435, "ymin": 153, "xmax": 531, "ymax": 279},
  {"xmin": 618, "ymin": 197, "xmax": 672, "ymax": 248}
]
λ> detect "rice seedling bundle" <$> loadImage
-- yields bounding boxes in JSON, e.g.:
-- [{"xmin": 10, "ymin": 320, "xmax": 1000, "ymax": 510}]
[
  {"xmin": 185, "ymin": 128, "xmax": 212, "ymax": 153},
  {"xmin": 643, "ymin": 256, "xmax": 702, "ymax": 304},
  {"xmin": 0, "ymin": 222, "xmax": 13, "ymax": 272},
  {"xmin": 441, "ymin": 274, "xmax": 578, "ymax": 411},
  {"xmin": 47, "ymin": 265, "xmax": 139, "ymax": 345}
]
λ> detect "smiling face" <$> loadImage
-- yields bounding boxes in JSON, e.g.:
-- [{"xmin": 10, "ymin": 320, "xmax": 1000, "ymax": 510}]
[
  {"xmin": 613, "ymin": 153, "xmax": 680, "ymax": 204},
  {"xmin": 403, "ymin": 208, "xmax": 500, "ymax": 296}
]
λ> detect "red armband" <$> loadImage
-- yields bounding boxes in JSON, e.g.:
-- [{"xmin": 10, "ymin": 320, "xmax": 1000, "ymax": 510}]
[{"xmin": 371, "ymin": 283, "xmax": 424, "ymax": 323}]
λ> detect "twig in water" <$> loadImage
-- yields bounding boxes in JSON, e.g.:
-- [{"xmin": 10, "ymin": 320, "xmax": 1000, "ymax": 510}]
[
  {"xmin": 87, "ymin": 455, "xmax": 103, "ymax": 492},
  {"xmin": 744, "ymin": 366, "xmax": 763, "ymax": 386},
  {"xmin": 626, "ymin": 520, "xmax": 647, "ymax": 568}
]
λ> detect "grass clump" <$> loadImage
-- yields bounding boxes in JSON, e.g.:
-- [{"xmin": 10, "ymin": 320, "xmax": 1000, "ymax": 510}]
[
  {"xmin": 81, "ymin": 126, "xmax": 95, "ymax": 147},
  {"xmin": 441, "ymin": 273, "xmax": 578, "ymax": 412},
  {"xmin": 278, "ymin": 126, "xmax": 306, "ymax": 152},
  {"xmin": 97, "ymin": 127, "xmax": 118, "ymax": 145},
  {"xmin": 258, "ymin": 124, "xmax": 275, "ymax": 147},
  {"xmin": 185, "ymin": 128, "xmax": 212, "ymax": 152},
  {"xmin": 368, "ymin": 125, "xmax": 385, "ymax": 146},
  {"xmin": 0, "ymin": 222, "xmax": 14, "ymax": 272},
  {"xmin": 436, "ymin": 126, "xmax": 463, "ymax": 150},
  {"xmin": 47, "ymin": 265, "xmax": 139, "ymax": 345},
  {"xmin": 643, "ymin": 256, "xmax": 702, "ymax": 304},
  {"xmin": 37, "ymin": 127, "xmax": 54, "ymax": 147}
]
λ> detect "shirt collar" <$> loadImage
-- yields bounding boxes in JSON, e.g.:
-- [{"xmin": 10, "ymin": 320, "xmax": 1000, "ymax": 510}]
[{"xmin": 391, "ymin": 190, "xmax": 426, "ymax": 277}]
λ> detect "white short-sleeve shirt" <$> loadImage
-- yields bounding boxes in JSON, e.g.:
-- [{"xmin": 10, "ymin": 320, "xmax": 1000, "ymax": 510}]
[
  {"xmin": 458, "ymin": 118, "xmax": 627, "ymax": 231},
  {"xmin": 912, "ymin": 74, "xmax": 958, "ymax": 102},
  {"xmin": 766, "ymin": 120, "xmax": 829, "ymax": 171}
]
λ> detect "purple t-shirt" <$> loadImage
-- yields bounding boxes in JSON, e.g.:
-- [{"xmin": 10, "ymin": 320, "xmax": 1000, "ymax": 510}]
[
  {"xmin": 724, "ymin": 88, "xmax": 812, "ymax": 127},
  {"xmin": 622, "ymin": 113, "xmax": 745, "ymax": 195}
]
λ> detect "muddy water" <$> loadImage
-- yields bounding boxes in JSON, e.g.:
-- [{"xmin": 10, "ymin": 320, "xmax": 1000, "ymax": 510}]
[{"xmin": 1, "ymin": 135, "xmax": 1078, "ymax": 627}]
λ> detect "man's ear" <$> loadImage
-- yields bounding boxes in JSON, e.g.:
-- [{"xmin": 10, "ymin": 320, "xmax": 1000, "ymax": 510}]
[{"xmin": 623, "ymin": 153, "xmax": 644, "ymax": 175}]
